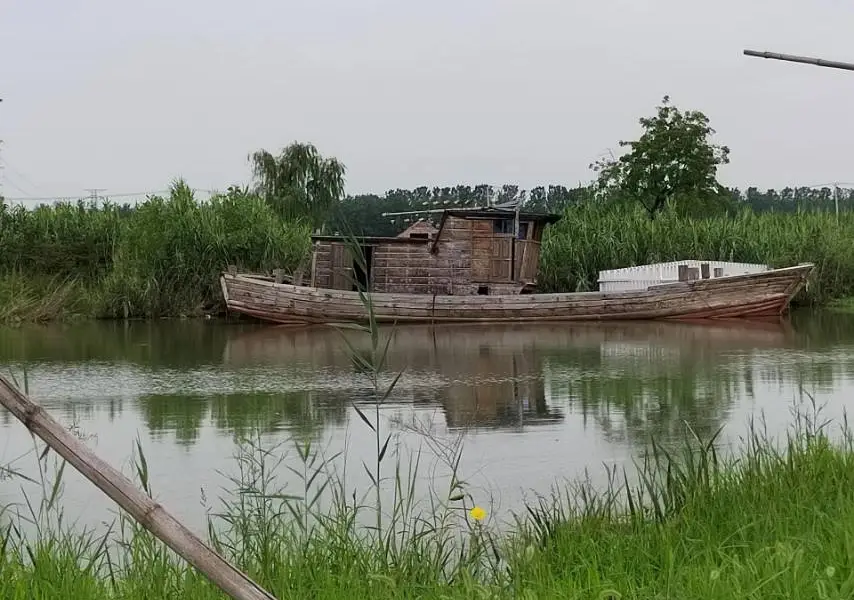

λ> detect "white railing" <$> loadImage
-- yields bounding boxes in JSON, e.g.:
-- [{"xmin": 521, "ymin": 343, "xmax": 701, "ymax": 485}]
[{"xmin": 598, "ymin": 260, "xmax": 769, "ymax": 292}]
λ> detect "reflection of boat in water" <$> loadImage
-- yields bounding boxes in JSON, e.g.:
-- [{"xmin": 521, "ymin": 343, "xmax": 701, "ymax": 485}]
[
  {"xmin": 221, "ymin": 319, "xmax": 796, "ymax": 367},
  {"xmin": 221, "ymin": 319, "xmax": 796, "ymax": 432}
]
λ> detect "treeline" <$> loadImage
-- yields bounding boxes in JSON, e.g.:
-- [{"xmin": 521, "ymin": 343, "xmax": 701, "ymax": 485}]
[{"xmin": 328, "ymin": 184, "xmax": 854, "ymax": 237}]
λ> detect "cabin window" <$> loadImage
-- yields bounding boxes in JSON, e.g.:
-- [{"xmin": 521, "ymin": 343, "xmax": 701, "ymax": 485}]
[
  {"xmin": 477, "ymin": 285, "xmax": 489, "ymax": 295},
  {"xmin": 493, "ymin": 219, "xmax": 513, "ymax": 234},
  {"xmin": 409, "ymin": 232, "xmax": 429, "ymax": 239},
  {"xmin": 493, "ymin": 219, "xmax": 530, "ymax": 238}
]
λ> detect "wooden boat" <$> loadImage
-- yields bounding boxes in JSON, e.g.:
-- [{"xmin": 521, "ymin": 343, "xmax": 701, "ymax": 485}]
[{"xmin": 220, "ymin": 207, "xmax": 814, "ymax": 325}]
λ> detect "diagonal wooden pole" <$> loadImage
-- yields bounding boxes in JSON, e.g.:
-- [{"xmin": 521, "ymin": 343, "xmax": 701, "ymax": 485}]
[{"xmin": 0, "ymin": 374, "xmax": 278, "ymax": 600}]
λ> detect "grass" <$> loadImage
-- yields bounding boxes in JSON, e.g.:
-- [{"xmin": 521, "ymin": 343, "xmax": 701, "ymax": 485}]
[
  {"xmin": 0, "ymin": 181, "xmax": 311, "ymax": 322},
  {"xmin": 539, "ymin": 201, "xmax": 854, "ymax": 306},
  {"xmin": 825, "ymin": 297, "xmax": 854, "ymax": 314}
]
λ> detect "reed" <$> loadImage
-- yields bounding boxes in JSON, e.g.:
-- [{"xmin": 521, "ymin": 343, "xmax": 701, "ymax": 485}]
[
  {"xmin": 98, "ymin": 181, "xmax": 310, "ymax": 318},
  {"xmin": 539, "ymin": 201, "xmax": 854, "ymax": 305},
  {"xmin": 0, "ymin": 182, "xmax": 311, "ymax": 321}
]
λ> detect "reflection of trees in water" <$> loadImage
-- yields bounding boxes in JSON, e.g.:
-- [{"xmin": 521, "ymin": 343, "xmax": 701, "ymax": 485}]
[
  {"xmin": 139, "ymin": 394, "xmax": 209, "ymax": 446},
  {"xmin": 750, "ymin": 354, "xmax": 852, "ymax": 396},
  {"xmin": 0, "ymin": 320, "xmax": 258, "ymax": 367},
  {"xmin": 138, "ymin": 391, "xmax": 349, "ymax": 445},
  {"xmin": 210, "ymin": 390, "xmax": 348, "ymax": 440},
  {"xmin": 9, "ymin": 313, "xmax": 854, "ymax": 450},
  {"xmin": 543, "ymin": 344, "xmax": 751, "ymax": 447},
  {"xmin": 542, "ymin": 339, "xmax": 854, "ymax": 449}
]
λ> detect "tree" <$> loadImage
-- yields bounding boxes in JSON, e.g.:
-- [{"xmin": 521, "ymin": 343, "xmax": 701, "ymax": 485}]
[
  {"xmin": 591, "ymin": 96, "xmax": 731, "ymax": 218},
  {"xmin": 249, "ymin": 142, "xmax": 346, "ymax": 229}
]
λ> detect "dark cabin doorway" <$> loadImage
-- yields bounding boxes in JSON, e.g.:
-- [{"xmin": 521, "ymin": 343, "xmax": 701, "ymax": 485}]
[{"xmin": 353, "ymin": 245, "xmax": 373, "ymax": 291}]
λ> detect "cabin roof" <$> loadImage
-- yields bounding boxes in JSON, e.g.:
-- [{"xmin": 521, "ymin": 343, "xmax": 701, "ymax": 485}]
[
  {"xmin": 310, "ymin": 234, "xmax": 429, "ymax": 244},
  {"xmin": 312, "ymin": 207, "xmax": 560, "ymax": 247},
  {"xmin": 443, "ymin": 207, "xmax": 562, "ymax": 224}
]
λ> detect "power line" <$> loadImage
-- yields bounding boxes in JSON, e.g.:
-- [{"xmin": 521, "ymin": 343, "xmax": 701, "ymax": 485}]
[{"xmin": 3, "ymin": 189, "xmax": 177, "ymax": 201}]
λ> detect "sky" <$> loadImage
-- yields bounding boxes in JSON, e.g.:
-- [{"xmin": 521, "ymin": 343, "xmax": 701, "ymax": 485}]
[{"xmin": 2, "ymin": 0, "xmax": 854, "ymax": 202}]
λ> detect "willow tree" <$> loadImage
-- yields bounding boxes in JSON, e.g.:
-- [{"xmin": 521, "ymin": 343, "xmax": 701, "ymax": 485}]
[{"xmin": 249, "ymin": 142, "xmax": 346, "ymax": 229}]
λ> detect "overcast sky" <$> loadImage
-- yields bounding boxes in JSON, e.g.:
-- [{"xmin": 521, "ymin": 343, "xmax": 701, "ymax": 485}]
[{"xmin": 2, "ymin": 0, "xmax": 854, "ymax": 201}]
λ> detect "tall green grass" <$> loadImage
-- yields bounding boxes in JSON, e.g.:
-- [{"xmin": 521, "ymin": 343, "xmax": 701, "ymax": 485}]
[
  {"xmin": 99, "ymin": 181, "xmax": 310, "ymax": 318},
  {"xmin": 540, "ymin": 202, "xmax": 854, "ymax": 305},
  {"xmin": 0, "ymin": 182, "xmax": 311, "ymax": 321}
]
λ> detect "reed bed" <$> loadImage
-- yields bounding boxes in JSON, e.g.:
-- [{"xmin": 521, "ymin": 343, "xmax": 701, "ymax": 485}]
[
  {"xmin": 0, "ymin": 181, "xmax": 311, "ymax": 321},
  {"xmin": 539, "ymin": 202, "xmax": 854, "ymax": 305}
]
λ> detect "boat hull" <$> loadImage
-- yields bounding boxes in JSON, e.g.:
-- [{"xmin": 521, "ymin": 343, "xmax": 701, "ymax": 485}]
[{"xmin": 220, "ymin": 263, "xmax": 814, "ymax": 325}]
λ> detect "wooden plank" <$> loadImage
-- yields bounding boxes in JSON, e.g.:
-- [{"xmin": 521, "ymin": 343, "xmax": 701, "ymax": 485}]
[{"xmin": 0, "ymin": 377, "xmax": 277, "ymax": 600}]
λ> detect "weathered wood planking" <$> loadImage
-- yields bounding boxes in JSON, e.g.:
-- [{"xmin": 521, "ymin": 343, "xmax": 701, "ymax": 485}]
[
  {"xmin": 310, "ymin": 212, "xmax": 550, "ymax": 296},
  {"xmin": 221, "ymin": 263, "xmax": 813, "ymax": 325}
]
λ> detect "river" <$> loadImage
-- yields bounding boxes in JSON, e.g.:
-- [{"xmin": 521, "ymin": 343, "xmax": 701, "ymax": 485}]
[{"xmin": 1, "ymin": 311, "xmax": 853, "ymax": 535}]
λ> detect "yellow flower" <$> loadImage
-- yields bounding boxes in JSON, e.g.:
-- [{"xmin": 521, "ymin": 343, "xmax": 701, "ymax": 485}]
[{"xmin": 469, "ymin": 506, "xmax": 486, "ymax": 521}]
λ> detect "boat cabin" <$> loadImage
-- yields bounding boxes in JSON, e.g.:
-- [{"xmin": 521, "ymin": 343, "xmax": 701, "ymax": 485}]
[{"xmin": 309, "ymin": 208, "xmax": 561, "ymax": 295}]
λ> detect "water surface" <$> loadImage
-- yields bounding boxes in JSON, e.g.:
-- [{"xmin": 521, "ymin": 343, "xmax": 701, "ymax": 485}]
[{"xmin": 1, "ymin": 312, "xmax": 853, "ymax": 533}]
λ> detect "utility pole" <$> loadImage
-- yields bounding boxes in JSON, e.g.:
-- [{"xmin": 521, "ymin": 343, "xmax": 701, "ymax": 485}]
[
  {"xmin": 84, "ymin": 188, "xmax": 107, "ymax": 205},
  {"xmin": 834, "ymin": 183, "xmax": 840, "ymax": 224}
]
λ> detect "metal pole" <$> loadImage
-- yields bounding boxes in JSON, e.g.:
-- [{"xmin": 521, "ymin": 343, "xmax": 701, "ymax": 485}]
[{"xmin": 743, "ymin": 49, "xmax": 854, "ymax": 72}]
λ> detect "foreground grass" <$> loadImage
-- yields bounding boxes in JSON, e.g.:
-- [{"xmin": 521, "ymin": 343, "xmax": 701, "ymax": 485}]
[{"xmin": 1, "ymin": 408, "xmax": 853, "ymax": 599}]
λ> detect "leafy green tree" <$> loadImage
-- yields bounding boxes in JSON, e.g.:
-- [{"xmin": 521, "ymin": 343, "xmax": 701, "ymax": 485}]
[
  {"xmin": 591, "ymin": 96, "xmax": 731, "ymax": 218},
  {"xmin": 249, "ymin": 142, "xmax": 346, "ymax": 229}
]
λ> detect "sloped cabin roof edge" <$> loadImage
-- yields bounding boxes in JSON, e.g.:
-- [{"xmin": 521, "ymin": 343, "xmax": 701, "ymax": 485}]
[
  {"xmin": 443, "ymin": 209, "xmax": 562, "ymax": 224},
  {"xmin": 310, "ymin": 235, "xmax": 429, "ymax": 244}
]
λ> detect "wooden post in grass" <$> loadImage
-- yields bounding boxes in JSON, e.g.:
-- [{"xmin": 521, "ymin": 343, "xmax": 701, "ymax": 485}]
[{"xmin": 0, "ymin": 374, "xmax": 278, "ymax": 600}]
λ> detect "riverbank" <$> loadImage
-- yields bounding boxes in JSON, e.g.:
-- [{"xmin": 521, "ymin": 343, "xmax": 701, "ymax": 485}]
[
  {"xmin": 2, "ymin": 187, "xmax": 852, "ymax": 323},
  {"xmin": 1, "ymin": 409, "xmax": 852, "ymax": 598}
]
